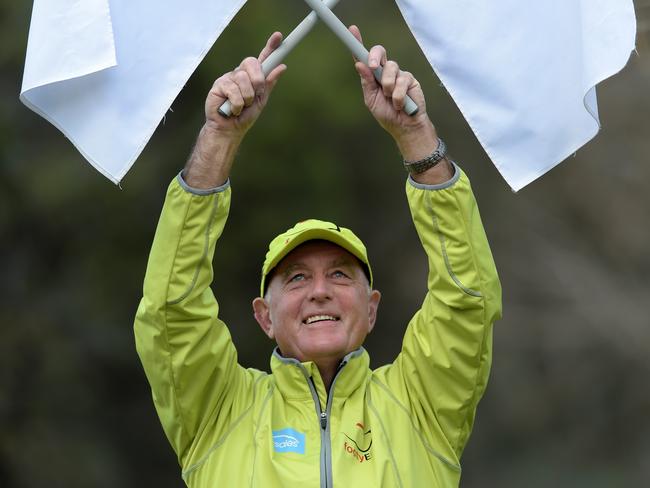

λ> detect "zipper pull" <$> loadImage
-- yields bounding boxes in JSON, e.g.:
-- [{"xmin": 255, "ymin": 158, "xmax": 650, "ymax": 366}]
[{"xmin": 320, "ymin": 411, "xmax": 327, "ymax": 430}]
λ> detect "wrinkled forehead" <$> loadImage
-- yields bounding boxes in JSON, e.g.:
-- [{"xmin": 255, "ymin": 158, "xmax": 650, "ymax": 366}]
[
  {"xmin": 275, "ymin": 240, "xmax": 360, "ymax": 272},
  {"xmin": 268, "ymin": 240, "xmax": 369, "ymax": 287}
]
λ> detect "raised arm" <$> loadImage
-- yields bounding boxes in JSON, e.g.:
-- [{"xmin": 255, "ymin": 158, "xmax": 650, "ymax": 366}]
[
  {"xmin": 350, "ymin": 26, "xmax": 502, "ymax": 458},
  {"xmin": 349, "ymin": 25, "xmax": 453, "ymax": 185},
  {"xmin": 134, "ymin": 34, "xmax": 286, "ymax": 464},
  {"xmin": 183, "ymin": 32, "xmax": 286, "ymax": 189}
]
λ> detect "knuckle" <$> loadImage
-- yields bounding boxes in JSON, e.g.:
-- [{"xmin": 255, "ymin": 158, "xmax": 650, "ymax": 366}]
[
  {"xmin": 233, "ymin": 70, "xmax": 249, "ymax": 84},
  {"xmin": 382, "ymin": 76, "xmax": 395, "ymax": 90},
  {"xmin": 224, "ymin": 85, "xmax": 242, "ymax": 103},
  {"xmin": 241, "ymin": 57, "xmax": 259, "ymax": 71},
  {"xmin": 214, "ymin": 75, "xmax": 228, "ymax": 88},
  {"xmin": 243, "ymin": 90, "xmax": 255, "ymax": 104},
  {"xmin": 231, "ymin": 96, "xmax": 244, "ymax": 110},
  {"xmin": 386, "ymin": 60, "xmax": 399, "ymax": 71},
  {"xmin": 219, "ymin": 80, "xmax": 233, "ymax": 95},
  {"xmin": 251, "ymin": 72, "xmax": 265, "ymax": 87}
]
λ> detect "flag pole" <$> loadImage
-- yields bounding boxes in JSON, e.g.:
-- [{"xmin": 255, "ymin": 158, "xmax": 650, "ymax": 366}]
[
  {"xmin": 301, "ymin": 0, "xmax": 418, "ymax": 115},
  {"xmin": 219, "ymin": 0, "xmax": 342, "ymax": 117}
]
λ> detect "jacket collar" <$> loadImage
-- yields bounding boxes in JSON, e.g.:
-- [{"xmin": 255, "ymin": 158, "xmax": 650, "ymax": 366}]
[{"xmin": 270, "ymin": 347, "xmax": 370, "ymax": 406}]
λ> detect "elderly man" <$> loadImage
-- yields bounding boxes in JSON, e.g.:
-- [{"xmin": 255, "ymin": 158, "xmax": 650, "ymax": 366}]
[{"xmin": 135, "ymin": 26, "xmax": 501, "ymax": 488}]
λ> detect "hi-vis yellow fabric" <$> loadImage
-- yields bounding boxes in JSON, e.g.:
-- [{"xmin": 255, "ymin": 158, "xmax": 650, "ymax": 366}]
[
  {"xmin": 261, "ymin": 218, "xmax": 373, "ymax": 296},
  {"xmin": 134, "ymin": 167, "xmax": 502, "ymax": 487}
]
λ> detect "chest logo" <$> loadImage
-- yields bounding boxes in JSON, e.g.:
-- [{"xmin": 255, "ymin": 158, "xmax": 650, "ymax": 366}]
[
  {"xmin": 272, "ymin": 428, "xmax": 306, "ymax": 454},
  {"xmin": 343, "ymin": 422, "xmax": 373, "ymax": 463}
]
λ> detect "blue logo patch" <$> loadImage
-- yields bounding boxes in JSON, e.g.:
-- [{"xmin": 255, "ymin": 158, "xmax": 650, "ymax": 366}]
[{"xmin": 272, "ymin": 428, "xmax": 305, "ymax": 454}]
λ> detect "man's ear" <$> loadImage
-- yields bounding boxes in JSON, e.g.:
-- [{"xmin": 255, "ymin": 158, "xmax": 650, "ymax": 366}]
[
  {"xmin": 366, "ymin": 289, "xmax": 381, "ymax": 334},
  {"xmin": 252, "ymin": 297, "xmax": 274, "ymax": 339},
  {"xmin": 368, "ymin": 290, "xmax": 381, "ymax": 333}
]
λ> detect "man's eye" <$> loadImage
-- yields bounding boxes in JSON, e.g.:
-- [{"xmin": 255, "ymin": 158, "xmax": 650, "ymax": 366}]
[
  {"xmin": 332, "ymin": 270, "xmax": 348, "ymax": 279},
  {"xmin": 289, "ymin": 273, "xmax": 305, "ymax": 283}
]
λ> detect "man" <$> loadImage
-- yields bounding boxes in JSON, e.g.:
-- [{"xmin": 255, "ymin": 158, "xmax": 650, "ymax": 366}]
[{"xmin": 135, "ymin": 26, "xmax": 501, "ymax": 487}]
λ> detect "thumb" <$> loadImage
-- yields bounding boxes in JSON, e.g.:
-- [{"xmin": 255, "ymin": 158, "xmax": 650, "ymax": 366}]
[
  {"xmin": 354, "ymin": 61, "xmax": 377, "ymax": 93},
  {"xmin": 348, "ymin": 24, "xmax": 363, "ymax": 45},
  {"xmin": 260, "ymin": 64, "xmax": 287, "ymax": 103}
]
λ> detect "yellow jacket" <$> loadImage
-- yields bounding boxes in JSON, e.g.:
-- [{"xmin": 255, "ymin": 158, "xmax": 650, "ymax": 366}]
[{"xmin": 134, "ymin": 165, "xmax": 502, "ymax": 487}]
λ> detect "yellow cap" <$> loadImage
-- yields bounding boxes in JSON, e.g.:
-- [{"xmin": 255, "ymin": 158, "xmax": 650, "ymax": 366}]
[{"xmin": 260, "ymin": 219, "xmax": 373, "ymax": 296}]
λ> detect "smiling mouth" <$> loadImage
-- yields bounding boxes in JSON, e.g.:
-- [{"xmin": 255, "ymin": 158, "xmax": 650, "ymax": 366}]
[{"xmin": 303, "ymin": 314, "xmax": 340, "ymax": 325}]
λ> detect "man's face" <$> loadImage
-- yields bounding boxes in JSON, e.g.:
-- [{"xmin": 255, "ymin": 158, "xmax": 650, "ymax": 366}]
[{"xmin": 252, "ymin": 240, "xmax": 381, "ymax": 363}]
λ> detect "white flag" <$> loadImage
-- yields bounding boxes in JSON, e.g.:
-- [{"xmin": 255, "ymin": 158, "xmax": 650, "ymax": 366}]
[
  {"xmin": 396, "ymin": 0, "xmax": 637, "ymax": 191},
  {"xmin": 21, "ymin": 0, "xmax": 246, "ymax": 184}
]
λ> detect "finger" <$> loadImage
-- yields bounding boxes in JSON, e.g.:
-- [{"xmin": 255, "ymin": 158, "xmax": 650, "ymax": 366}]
[
  {"xmin": 348, "ymin": 25, "xmax": 364, "ymax": 45},
  {"xmin": 354, "ymin": 61, "xmax": 376, "ymax": 91},
  {"xmin": 263, "ymin": 64, "xmax": 287, "ymax": 101},
  {"xmin": 266, "ymin": 63, "xmax": 287, "ymax": 86},
  {"xmin": 239, "ymin": 56, "xmax": 266, "ymax": 97},
  {"xmin": 219, "ymin": 77, "xmax": 245, "ymax": 115},
  {"xmin": 381, "ymin": 60, "xmax": 400, "ymax": 98},
  {"xmin": 367, "ymin": 45, "xmax": 387, "ymax": 70},
  {"xmin": 392, "ymin": 70, "xmax": 414, "ymax": 111},
  {"xmin": 258, "ymin": 31, "xmax": 283, "ymax": 64},
  {"xmin": 208, "ymin": 77, "xmax": 228, "ymax": 104},
  {"xmin": 231, "ymin": 69, "xmax": 256, "ymax": 107}
]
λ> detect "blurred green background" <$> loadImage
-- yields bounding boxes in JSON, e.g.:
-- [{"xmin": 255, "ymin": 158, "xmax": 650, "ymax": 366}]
[{"xmin": 1, "ymin": 1, "xmax": 649, "ymax": 486}]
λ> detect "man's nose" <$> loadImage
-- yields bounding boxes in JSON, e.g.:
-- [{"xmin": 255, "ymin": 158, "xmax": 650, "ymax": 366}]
[{"xmin": 308, "ymin": 274, "xmax": 332, "ymax": 301}]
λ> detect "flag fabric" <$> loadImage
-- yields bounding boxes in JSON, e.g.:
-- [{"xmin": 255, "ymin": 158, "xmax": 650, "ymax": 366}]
[
  {"xmin": 395, "ymin": 0, "xmax": 637, "ymax": 191},
  {"xmin": 21, "ymin": 0, "xmax": 246, "ymax": 184},
  {"xmin": 22, "ymin": 1, "xmax": 637, "ymax": 189}
]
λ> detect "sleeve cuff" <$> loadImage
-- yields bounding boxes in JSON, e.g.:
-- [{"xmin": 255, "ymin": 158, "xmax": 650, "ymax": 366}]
[
  {"xmin": 176, "ymin": 170, "xmax": 230, "ymax": 195},
  {"xmin": 407, "ymin": 161, "xmax": 461, "ymax": 191}
]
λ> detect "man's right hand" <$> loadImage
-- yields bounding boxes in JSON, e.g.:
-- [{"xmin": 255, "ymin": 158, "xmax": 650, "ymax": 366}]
[
  {"xmin": 205, "ymin": 32, "xmax": 287, "ymax": 137},
  {"xmin": 183, "ymin": 32, "xmax": 286, "ymax": 189}
]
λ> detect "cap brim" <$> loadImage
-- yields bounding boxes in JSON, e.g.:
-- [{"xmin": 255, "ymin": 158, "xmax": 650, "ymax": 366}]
[{"xmin": 261, "ymin": 228, "xmax": 371, "ymax": 296}]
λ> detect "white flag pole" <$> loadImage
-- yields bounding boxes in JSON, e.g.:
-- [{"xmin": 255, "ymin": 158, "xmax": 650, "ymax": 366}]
[
  {"xmin": 219, "ymin": 0, "xmax": 342, "ymax": 117},
  {"xmin": 302, "ymin": 0, "xmax": 418, "ymax": 115}
]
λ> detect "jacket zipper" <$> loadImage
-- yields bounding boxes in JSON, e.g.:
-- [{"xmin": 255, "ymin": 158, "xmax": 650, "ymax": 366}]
[
  {"xmin": 307, "ymin": 377, "xmax": 329, "ymax": 488},
  {"xmin": 306, "ymin": 360, "xmax": 348, "ymax": 488}
]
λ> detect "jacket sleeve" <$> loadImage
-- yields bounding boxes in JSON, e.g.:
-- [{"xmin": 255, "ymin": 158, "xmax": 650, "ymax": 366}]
[
  {"xmin": 133, "ymin": 176, "xmax": 254, "ymax": 465},
  {"xmin": 375, "ymin": 165, "xmax": 502, "ymax": 459}
]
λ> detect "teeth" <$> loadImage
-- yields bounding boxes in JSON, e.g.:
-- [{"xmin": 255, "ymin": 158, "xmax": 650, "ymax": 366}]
[{"xmin": 305, "ymin": 315, "xmax": 337, "ymax": 324}]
